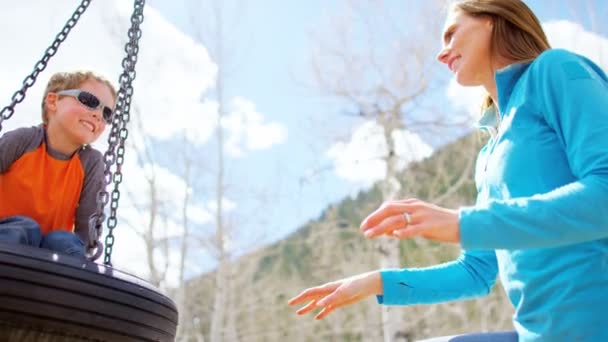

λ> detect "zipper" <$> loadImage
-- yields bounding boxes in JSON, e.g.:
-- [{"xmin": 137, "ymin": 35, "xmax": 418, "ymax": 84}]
[{"xmin": 484, "ymin": 109, "xmax": 502, "ymax": 172}]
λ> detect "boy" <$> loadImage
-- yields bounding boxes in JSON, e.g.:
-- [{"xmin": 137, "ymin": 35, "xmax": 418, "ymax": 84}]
[{"xmin": 0, "ymin": 71, "xmax": 117, "ymax": 259}]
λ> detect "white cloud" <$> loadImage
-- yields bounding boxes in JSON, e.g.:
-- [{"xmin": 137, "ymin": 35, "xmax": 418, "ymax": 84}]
[
  {"xmin": 111, "ymin": 154, "xmax": 219, "ymax": 284},
  {"xmin": 0, "ymin": 1, "xmax": 217, "ymax": 141},
  {"xmin": 222, "ymin": 96, "xmax": 288, "ymax": 157},
  {"xmin": 543, "ymin": 20, "xmax": 608, "ymax": 69},
  {"xmin": 446, "ymin": 79, "xmax": 486, "ymax": 122},
  {"xmin": 205, "ymin": 197, "xmax": 237, "ymax": 213},
  {"xmin": 186, "ymin": 204, "xmax": 214, "ymax": 225},
  {"xmin": 446, "ymin": 20, "xmax": 608, "ymax": 122},
  {"xmin": 144, "ymin": 99, "xmax": 220, "ymax": 145},
  {"xmin": 0, "ymin": 1, "xmax": 287, "ymax": 154},
  {"xmin": 326, "ymin": 120, "xmax": 433, "ymax": 186},
  {"xmin": 0, "ymin": 1, "xmax": 249, "ymax": 286}
]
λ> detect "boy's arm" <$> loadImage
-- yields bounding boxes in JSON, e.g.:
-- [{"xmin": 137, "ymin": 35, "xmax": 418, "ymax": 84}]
[
  {"xmin": 0, "ymin": 126, "xmax": 41, "ymax": 173},
  {"xmin": 74, "ymin": 147, "xmax": 105, "ymax": 245}
]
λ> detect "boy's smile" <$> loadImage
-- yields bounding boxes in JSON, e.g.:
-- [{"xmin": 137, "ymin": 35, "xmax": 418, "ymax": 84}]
[{"xmin": 46, "ymin": 79, "xmax": 116, "ymax": 155}]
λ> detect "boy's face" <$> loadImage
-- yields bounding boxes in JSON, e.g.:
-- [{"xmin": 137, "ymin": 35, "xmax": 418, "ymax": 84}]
[{"xmin": 47, "ymin": 79, "xmax": 115, "ymax": 149}]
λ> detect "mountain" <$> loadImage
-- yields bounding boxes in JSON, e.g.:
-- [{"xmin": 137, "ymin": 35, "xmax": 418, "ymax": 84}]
[{"xmin": 179, "ymin": 132, "xmax": 514, "ymax": 341}]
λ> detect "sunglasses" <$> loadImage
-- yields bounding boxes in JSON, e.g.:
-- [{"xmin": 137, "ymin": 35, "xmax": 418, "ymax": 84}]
[{"xmin": 56, "ymin": 89, "xmax": 114, "ymax": 124}]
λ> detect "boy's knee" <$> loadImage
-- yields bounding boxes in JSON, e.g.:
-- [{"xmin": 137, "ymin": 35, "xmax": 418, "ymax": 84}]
[
  {"xmin": 0, "ymin": 216, "xmax": 42, "ymax": 246},
  {"xmin": 1, "ymin": 215, "xmax": 40, "ymax": 229},
  {"xmin": 42, "ymin": 231, "xmax": 85, "ymax": 258}
]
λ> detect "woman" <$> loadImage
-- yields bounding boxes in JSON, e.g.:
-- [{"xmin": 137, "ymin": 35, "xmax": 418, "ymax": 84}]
[{"xmin": 288, "ymin": 1, "xmax": 608, "ymax": 341}]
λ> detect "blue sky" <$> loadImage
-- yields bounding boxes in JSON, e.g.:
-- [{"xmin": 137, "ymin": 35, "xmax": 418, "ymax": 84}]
[
  {"xmin": 144, "ymin": 0, "xmax": 608, "ymax": 245},
  {"xmin": 1, "ymin": 1, "xmax": 607, "ymax": 285},
  {"xmin": 144, "ymin": 1, "xmax": 443, "ymax": 243},
  {"xmin": 146, "ymin": 0, "xmax": 359, "ymax": 241}
]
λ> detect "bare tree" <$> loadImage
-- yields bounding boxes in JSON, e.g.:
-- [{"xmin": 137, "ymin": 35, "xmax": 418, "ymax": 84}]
[
  {"xmin": 102, "ymin": 9, "xmax": 212, "ymax": 340},
  {"xmin": 186, "ymin": 1, "xmax": 248, "ymax": 341},
  {"xmin": 306, "ymin": 1, "xmax": 473, "ymax": 340},
  {"xmin": 116, "ymin": 106, "xmax": 173, "ymax": 289},
  {"xmin": 173, "ymin": 132, "xmax": 200, "ymax": 340}
]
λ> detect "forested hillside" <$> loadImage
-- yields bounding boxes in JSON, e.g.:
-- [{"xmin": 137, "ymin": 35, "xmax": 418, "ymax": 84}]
[{"xmin": 180, "ymin": 133, "xmax": 514, "ymax": 341}]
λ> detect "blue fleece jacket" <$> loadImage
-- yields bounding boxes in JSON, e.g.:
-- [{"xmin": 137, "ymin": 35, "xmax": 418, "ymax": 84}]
[{"xmin": 378, "ymin": 49, "xmax": 608, "ymax": 342}]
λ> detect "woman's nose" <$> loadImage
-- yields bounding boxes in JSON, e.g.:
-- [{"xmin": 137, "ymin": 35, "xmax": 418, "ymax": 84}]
[{"xmin": 436, "ymin": 47, "xmax": 450, "ymax": 64}]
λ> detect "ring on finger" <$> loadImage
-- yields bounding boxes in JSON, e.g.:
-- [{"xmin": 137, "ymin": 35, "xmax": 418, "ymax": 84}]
[{"xmin": 403, "ymin": 212, "xmax": 412, "ymax": 227}]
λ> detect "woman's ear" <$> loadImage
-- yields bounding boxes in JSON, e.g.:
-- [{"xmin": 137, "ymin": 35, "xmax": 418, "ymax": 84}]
[{"xmin": 486, "ymin": 17, "xmax": 494, "ymax": 30}]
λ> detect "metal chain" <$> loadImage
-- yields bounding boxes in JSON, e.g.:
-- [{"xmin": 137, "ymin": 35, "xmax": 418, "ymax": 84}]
[
  {"xmin": 0, "ymin": 0, "xmax": 92, "ymax": 134},
  {"xmin": 93, "ymin": 0, "xmax": 146, "ymax": 266}
]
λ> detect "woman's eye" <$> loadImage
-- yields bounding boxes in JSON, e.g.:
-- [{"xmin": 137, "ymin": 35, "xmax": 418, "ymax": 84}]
[{"xmin": 445, "ymin": 31, "xmax": 453, "ymax": 42}]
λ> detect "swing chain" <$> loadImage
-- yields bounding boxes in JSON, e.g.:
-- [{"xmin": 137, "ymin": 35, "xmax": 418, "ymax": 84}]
[
  {"xmin": 0, "ymin": 0, "xmax": 92, "ymax": 133},
  {"xmin": 93, "ymin": 0, "xmax": 146, "ymax": 266}
]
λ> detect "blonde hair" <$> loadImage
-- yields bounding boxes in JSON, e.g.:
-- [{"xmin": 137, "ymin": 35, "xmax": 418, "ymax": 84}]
[
  {"xmin": 451, "ymin": 0, "xmax": 551, "ymax": 111},
  {"xmin": 41, "ymin": 71, "xmax": 117, "ymax": 124}
]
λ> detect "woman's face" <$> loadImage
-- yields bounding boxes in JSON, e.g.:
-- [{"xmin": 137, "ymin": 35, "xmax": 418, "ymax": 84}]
[{"xmin": 437, "ymin": 10, "xmax": 495, "ymax": 87}]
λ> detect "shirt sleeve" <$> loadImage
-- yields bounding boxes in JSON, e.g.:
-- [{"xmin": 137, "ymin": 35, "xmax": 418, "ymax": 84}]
[
  {"xmin": 74, "ymin": 147, "xmax": 106, "ymax": 245},
  {"xmin": 460, "ymin": 50, "xmax": 608, "ymax": 250},
  {"xmin": 377, "ymin": 249, "xmax": 497, "ymax": 305},
  {"xmin": 0, "ymin": 126, "xmax": 40, "ymax": 173}
]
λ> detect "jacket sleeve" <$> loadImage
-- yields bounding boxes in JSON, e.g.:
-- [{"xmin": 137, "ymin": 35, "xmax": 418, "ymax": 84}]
[
  {"xmin": 377, "ymin": 249, "xmax": 497, "ymax": 305},
  {"xmin": 460, "ymin": 50, "xmax": 608, "ymax": 250}
]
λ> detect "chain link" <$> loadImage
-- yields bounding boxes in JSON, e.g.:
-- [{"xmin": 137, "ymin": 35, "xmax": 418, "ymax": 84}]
[
  {"xmin": 94, "ymin": 0, "xmax": 146, "ymax": 266},
  {"xmin": 0, "ymin": 0, "xmax": 146, "ymax": 265},
  {"xmin": 0, "ymin": 0, "xmax": 92, "ymax": 133}
]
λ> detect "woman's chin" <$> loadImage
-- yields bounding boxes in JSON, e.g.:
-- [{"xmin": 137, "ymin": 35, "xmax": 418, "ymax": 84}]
[{"xmin": 454, "ymin": 74, "xmax": 480, "ymax": 87}]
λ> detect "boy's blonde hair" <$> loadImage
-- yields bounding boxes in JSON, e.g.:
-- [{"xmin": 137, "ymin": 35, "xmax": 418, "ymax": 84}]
[{"xmin": 41, "ymin": 71, "xmax": 117, "ymax": 124}]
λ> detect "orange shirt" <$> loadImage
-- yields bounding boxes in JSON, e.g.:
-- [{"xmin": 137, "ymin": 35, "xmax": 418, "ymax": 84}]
[
  {"xmin": 0, "ymin": 142, "xmax": 84, "ymax": 234},
  {"xmin": 0, "ymin": 126, "xmax": 104, "ymax": 242}
]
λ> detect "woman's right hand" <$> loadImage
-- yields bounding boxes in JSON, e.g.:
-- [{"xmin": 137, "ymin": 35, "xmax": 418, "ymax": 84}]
[
  {"xmin": 287, "ymin": 271, "xmax": 383, "ymax": 319},
  {"xmin": 360, "ymin": 199, "xmax": 461, "ymax": 243}
]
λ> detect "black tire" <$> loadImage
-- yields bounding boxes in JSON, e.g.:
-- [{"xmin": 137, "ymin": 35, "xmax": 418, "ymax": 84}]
[{"xmin": 0, "ymin": 242, "xmax": 178, "ymax": 342}]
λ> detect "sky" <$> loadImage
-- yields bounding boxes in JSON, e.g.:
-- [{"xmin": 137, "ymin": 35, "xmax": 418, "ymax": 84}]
[{"xmin": 1, "ymin": 0, "xmax": 607, "ymax": 287}]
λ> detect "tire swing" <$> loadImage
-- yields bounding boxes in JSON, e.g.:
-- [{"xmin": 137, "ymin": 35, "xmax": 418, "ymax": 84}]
[{"xmin": 0, "ymin": 1, "xmax": 178, "ymax": 341}]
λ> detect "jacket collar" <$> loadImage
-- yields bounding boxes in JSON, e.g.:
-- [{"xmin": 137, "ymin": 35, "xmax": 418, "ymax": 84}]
[
  {"xmin": 477, "ymin": 61, "xmax": 532, "ymax": 134},
  {"xmin": 494, "ymin": 61, "xmax": 531, "ymax": 115}
]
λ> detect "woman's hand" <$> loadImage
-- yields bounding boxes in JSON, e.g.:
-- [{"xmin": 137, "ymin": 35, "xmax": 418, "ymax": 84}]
[
  {"xmin": 287, "ymin": 271, "xmax": 382, "ymax": 320},
  {"xmin": 360, "ymin": 198, "xmax": 461, "ymax": 243}
]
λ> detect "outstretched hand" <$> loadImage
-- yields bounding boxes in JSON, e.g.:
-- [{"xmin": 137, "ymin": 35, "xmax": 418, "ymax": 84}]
[
  {"xmin": 360, "ymin": 198, "xmax": 461, "ymax": 243},
  {"xmin": 287, "ymin": 271, "xmax": 382, "ymax": 320}
]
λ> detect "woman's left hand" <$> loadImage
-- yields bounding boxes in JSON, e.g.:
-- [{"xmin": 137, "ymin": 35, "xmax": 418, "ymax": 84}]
[
  {"xmin": 360, "ymin": 198, "xmax": 461, "ymax": 243},
  {"xmin": 287, "ymin": 271, "xmax": 382, "ymax": 320}
]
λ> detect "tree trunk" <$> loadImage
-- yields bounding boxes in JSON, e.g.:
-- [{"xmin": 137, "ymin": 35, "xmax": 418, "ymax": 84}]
[
  {"xmin": 209, "ymin": 17, "xmax": 228, "ymax": 339},
  {"xmin": 176, "ymin": 157, "xmax": 192, "ymax": 341},
  {"xmin": 378, "ymin": 110, "xmax": 404, "ymax": 342}
]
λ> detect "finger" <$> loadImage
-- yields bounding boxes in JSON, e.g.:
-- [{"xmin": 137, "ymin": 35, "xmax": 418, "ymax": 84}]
[
  {"xmin": 360, "ymin": 204, "xmax": 403, "ymax": 231},
  {"xmin": 315, "ymin": 295, "xmax": 364, "ymax": 320},
  {"xmin": 392, "ymin": 224, "xmax": 423, "ymax": 240},
  {"xmin": 316, "ymin": 282, "xmax": 356, "ymax": 308},
  {"xmin": 315, "ymin": 304, "xmax": 336, "ymax": 320},
  {"xmin": 360, "ymin": 200, "xmax": 418, "ymax": 231},
  {"xmin": 288, "ymin": 285, "xmax": 336, "ymax": 305},
  {"xmin": 288, "ymin": 289, "xmax": 318, "ymax": 305},
  {"xmin": 362, "ymin": 213, "xmax": 406, "ymax": 238},
  {"xmin": 295, "ymin": 300, "xmax": 319, "ymax": 315}
]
